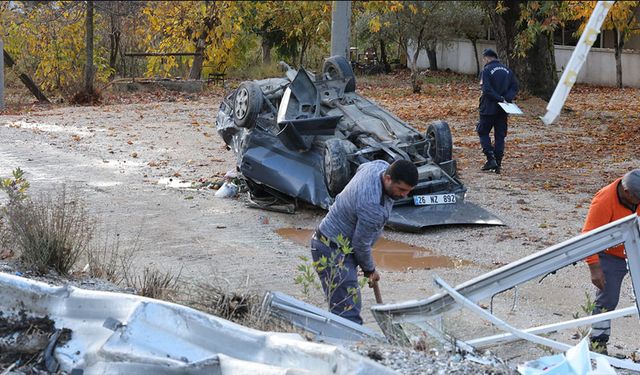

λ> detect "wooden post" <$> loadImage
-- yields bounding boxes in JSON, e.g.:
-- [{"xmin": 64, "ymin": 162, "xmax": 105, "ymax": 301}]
[
  {"xmin": 0, "ymin": 38, "xmax": 4, "ymax": 110},
  {"xmin": 2, "ymin": 49, "xmax": 49, "ymax": 103}
]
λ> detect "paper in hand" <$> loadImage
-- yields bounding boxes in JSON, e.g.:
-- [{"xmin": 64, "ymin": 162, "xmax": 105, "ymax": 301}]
[{"xmin": 498, "ymin": 102, "xmax": 524, "ymax": 115}]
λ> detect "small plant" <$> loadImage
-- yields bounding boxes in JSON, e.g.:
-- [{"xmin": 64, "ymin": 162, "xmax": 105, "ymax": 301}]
[
  {"xmin": 294, "ymin": 255, "xmax": 320, "ymax": 297},
  {"xmin": 0, "ymin": 168, "xmax": 30, "ymax": 204},
  {"xmin": 6, "ymin": 186, "xmax": 93, "ymax": 274},
  {"xmin": 86, "ymin": 226, "xmax": 140, "ymax": 286},
  {"xmin": 295, "ymin": 233, "xmax": 369, "ymax": 316},
  {"xmin": 580, "ymin": 291, "xmax": 597, "ymax": 315},
  {"xmin": 177, "ymin": 279, "xmax": 263, "ymax": 324},
  {"xmin": 572, "ymin": 291, "xmax": 605, "ymax": 340},
  {"xmin": 133, "ymin": 266, "xmax": 182, "ymax": 300}
]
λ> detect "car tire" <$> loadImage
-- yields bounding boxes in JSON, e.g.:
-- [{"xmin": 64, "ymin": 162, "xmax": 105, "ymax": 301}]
[
  {"xmin": 323, "ymin": 56, "xmax": 356, "ymax": 92},
  {"xmin": 426, "ymin": 120, "xmax": 453, "ymax": 164},
  {"xmin": 324, "ymin": 139, "xmax": 356, "ymax": 196},
  {"xmin": 233, "ymin": 81, "xmax": 263, "ymax": 128}
]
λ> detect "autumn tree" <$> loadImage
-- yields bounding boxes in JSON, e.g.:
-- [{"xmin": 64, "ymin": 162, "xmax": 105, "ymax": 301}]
[
  {"xmin": 3, "ymin": 1, "xmax": 112, "ymax": 95},
  {"xmin": 450, "ymin": 2, "xmax": 488, "ymax": 77},
  {"xmin": 352, "ymin": 5, "xmax": 388, "ymax": 72},
  {"xmin": 570, "ymin": 1, "xmax": 639, "ymax": 88},
  {"xmin": 141, "ymin": 1, "xmax": 253, "ymax": 79},
  {"xmin": 255, "ymin": 2, "xmax": 331, "ymax": 67},
  {"xmin": 483, "ymin": 1, "xmax": 569, "ymax": 100},
  {"xmin": 368, "ymin": 1, "xmax": 456, "ymax": 93}
]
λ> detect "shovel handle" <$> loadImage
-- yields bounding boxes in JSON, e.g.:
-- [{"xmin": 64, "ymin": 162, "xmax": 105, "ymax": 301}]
[{"xmin": 372, "ymin": 282, "xmax": 383, "ymax": 304}]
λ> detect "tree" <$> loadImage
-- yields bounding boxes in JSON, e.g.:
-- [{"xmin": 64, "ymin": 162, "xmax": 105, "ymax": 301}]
[
  {"xmin": 450, "ymin": 2, "xmax": 487, "ymax": 77},
  {"xmin": 368, "ymin": 1, "xmax": 455, "ymax": 93},
  {"xmin": 83, "ymin": 0, "xmax": 95, "ymax": 94},
  {"xmin": 483, "ymin": 1, "xmax": 569, "ymax": 100},
  {"xmin": 3, "ymin": 1, "xmax": 112, "ymax": 95},
  {"xmin": 257, "ymin": 2, "xmax": 331, "ymax": 67},
  {"xmin": 570, "ymin": 1, "xmax": 640, "ymax": 88},
  {"xmin": 141, "ymin": 1, "xmax": 253, "ymax": 79}
]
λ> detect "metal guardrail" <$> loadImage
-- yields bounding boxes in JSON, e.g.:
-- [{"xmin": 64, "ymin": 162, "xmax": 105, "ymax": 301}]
[
  {"xmin": 262, "ymin": 291, "xmax": 386, "ymax": 344},
  {"xmin": 371, "ymin": 214, "xmax": 640, "ymax": 342}
]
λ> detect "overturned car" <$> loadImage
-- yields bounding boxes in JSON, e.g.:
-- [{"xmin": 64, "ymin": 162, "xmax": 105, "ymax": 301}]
[{"xmin": 215, "ymin": 56, "xmax": 502, "ymax": 231}]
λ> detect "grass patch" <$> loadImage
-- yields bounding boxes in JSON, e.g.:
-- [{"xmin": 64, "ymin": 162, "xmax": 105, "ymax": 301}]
[{"xmin": 6, "ymin": 186, "xmax": 94, "ymax": 275}]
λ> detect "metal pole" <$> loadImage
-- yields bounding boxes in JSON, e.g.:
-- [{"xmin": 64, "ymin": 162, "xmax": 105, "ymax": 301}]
[
  {"xmin": 330, "ymin": 1, "xmax": 351, "ymax": 58},
  {"xmin": 0, "ymin": 37, "xmax": 5, "ymax": 110}
]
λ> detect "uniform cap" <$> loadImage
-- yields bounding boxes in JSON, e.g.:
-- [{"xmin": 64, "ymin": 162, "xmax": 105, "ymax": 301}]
[
  {"xmin": 622, "ymin": 169, "xmax": 640, "ymax": 200},
  {"xmin": 482, "ymin": 48, "xmax": 498, "ymax": 58}
]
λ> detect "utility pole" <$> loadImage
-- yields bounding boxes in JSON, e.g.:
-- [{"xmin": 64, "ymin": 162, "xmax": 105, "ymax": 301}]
[
  {"xmin": 330, "ymin": 1, "xmax": 351, "ymax": 59},
  {"xmin": 0, "ymin": 37, "xmax": 4, "ymax": 110}
]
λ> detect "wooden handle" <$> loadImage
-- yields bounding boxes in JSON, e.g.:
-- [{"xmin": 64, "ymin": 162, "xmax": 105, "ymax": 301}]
[{"xmin": 372, "ymin": 282, "xmax": 383, "ymax": 304}]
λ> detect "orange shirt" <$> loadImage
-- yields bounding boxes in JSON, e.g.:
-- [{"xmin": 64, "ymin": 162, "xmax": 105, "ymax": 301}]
[{"xmin": 583, "ymin": 178, "xmax": 640, "ymax": 265}]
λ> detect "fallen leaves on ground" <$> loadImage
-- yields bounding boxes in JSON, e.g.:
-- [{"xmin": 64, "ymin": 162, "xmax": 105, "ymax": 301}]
[{"xmin": 361, "ymin": 70, "xmax": 639, "ymax": 195}]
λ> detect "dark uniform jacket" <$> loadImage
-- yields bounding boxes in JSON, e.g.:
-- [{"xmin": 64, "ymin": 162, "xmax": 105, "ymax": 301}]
[{"xmin": 479, "ymin": 59, "xmax": 519, "ymax": 116}]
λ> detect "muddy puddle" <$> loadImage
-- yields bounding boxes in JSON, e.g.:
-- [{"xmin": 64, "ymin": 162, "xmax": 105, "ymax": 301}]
[{"xmin": 276, "ymin": 228, "xmax": 472, "ymax": 271}]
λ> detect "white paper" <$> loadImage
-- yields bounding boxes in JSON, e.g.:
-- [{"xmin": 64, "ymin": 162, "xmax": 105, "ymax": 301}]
[{"xmin": 498, "ymin": 102, "xmax": 524, "ymax": 115}]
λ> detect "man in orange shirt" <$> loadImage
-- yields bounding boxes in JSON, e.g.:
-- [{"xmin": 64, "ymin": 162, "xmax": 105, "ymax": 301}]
[{"xmin": 583, "ymin": 169, "xmax": 640, "ymax": 353}]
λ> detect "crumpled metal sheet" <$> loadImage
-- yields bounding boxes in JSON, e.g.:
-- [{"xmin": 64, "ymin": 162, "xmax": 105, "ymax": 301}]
[
  {"xmin": 0, "ymin": 272, "xmax": 393, "ymax": 375},
  {"xmin": 262, "ymin": 291, "xmax": 386, "ymax": 344},
  {"xmin": 387, "ymin": 201, "xmax": 504, "ymax": 232}
]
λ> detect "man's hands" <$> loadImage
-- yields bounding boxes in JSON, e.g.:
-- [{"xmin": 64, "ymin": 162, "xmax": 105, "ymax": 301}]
[
  {"xmin": 367, "ymin": 270, "xmax": 381, "ymax": 287},
  {"xmin": 589, "ymin": 262, "xmax": 606, "ymax": 290}
]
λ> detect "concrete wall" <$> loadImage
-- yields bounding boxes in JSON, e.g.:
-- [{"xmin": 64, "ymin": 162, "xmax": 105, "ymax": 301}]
[{"xmin": 409, "ymin": 38, "xmax": 640, "ymax": 87}]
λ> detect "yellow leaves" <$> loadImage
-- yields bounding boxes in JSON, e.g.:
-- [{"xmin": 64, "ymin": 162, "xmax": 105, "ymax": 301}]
[
  {"xmin": 389, "ymin": 2, "xmax": 404, "ymax": 13},
  {"xmin": 369, "ymin": 17, "xmax": 382, "ymax": 33},
  {"xmin": 569, "ymin": 1, "xmax": 640, "ymax": 37}
]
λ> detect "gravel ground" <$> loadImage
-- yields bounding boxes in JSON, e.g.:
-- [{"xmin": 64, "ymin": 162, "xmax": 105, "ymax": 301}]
[{"xmin": 1, "ymin": 78, "xmax": 639, "ymax": 373}]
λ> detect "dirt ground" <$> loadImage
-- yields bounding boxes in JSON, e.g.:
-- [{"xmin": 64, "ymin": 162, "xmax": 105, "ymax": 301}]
[{"xmin": 1, "ymin": 72, "xmax": 639, "ymax": 370}]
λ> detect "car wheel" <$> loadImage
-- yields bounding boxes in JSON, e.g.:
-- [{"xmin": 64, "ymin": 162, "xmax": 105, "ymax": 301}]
[
  {"xmin": 426, "ymin": 120, "xmax": 453, "ymax": 164},
  {"xmin": 323, "ymin": 56, "xmax": 356, "ymax": 92},
  {"xmin": 324, "ymin": 139, "xmax": 356, "ymax": 196},
  {"xmin": 233, "ymin": 81, "xmax": 263, "ymax": 128}
]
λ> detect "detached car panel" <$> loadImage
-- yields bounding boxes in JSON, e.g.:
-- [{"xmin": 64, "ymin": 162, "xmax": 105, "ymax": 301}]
[{"xmin": 216, "ymin": 56, "xmax": 503, "ymax": 231}]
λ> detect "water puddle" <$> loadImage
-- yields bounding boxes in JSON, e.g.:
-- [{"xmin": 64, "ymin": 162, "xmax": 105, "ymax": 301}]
[{"xmin": 276, "ymin": 228, "xmax": 472, "ymax": 271}]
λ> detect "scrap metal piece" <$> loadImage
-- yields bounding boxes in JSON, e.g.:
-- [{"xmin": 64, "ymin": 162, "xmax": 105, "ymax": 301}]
[
  {"xmin": 262, "ymin": 291, "xmax": 386, "ymax": 344},
  {"xmin": 0, "ymin": 273, "xmax": 393, "ymax": 374},
  {"xmin": 102, "ymin": 317, "xmax": 124, "ymax": 331},
  {"xmin": 371, "ymin": 214, "xmax": 640, "ymax": 336},
  {"xmin": 44, "ymin": 329, "xmax": 62, "ymax": 373},
  {"xmin": 467, "ymin": 305, "xmax": 638, "ymax": 348},
  {"xmin": 433, "ymin": 275, "xmax": 640, "ymax": 372},
  {"xmin": 387, "ymin": 200, "xmax": 504, "ymax": 232}
]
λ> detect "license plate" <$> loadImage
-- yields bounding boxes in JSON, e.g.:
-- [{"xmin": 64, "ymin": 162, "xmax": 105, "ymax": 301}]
[{"xmin": 413, "ymin": 193, "xmax": 457, "ymax": 206}]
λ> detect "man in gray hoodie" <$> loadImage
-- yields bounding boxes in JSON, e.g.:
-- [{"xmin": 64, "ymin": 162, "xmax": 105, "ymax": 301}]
[{"xmin": 311, "ymin": 159, "xmax": 418, "ymax": 324}]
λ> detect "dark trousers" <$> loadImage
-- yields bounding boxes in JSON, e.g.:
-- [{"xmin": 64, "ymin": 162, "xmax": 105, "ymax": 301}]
[
  {"xmin": 310, "ymin": 237, "xmax": 363, "ymax": 324},
  {"xmin": 591, "ymin": 253, "xmax": 628, "ymax": 344},
  {"xmin": 477, "ymin": 113, "xmax": 508, "ymax": 159}
]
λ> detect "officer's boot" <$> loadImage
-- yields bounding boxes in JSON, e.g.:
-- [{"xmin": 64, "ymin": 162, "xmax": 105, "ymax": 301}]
[
  {"xmin": 481, "ymin": 152, "xmax": 498, "ymax": 171},
  {"xmin": 495, "ymin": 155, "xmax": 503, "ymax": 174}
]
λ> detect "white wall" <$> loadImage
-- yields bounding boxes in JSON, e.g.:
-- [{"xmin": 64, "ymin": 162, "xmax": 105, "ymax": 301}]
[{"xmin": 408, "ymin": 38, "xmax": 640, "ymax": 87}]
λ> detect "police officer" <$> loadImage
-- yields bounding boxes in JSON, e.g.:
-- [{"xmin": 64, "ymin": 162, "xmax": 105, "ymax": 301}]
[{"xmin": 477, "ymin": 48, "xmax": 519, "ymax": 174}]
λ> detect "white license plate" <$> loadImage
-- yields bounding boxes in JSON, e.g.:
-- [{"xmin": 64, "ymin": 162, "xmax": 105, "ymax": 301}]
[{"xmin": 413, "ymin": 194, "xmax": 457, "ymax": 206}]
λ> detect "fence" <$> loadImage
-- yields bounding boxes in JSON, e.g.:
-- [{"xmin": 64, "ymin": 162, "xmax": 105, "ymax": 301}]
[{"xmin": 409, "ymin": 38, "xmax": 640, "ymax": 87}]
